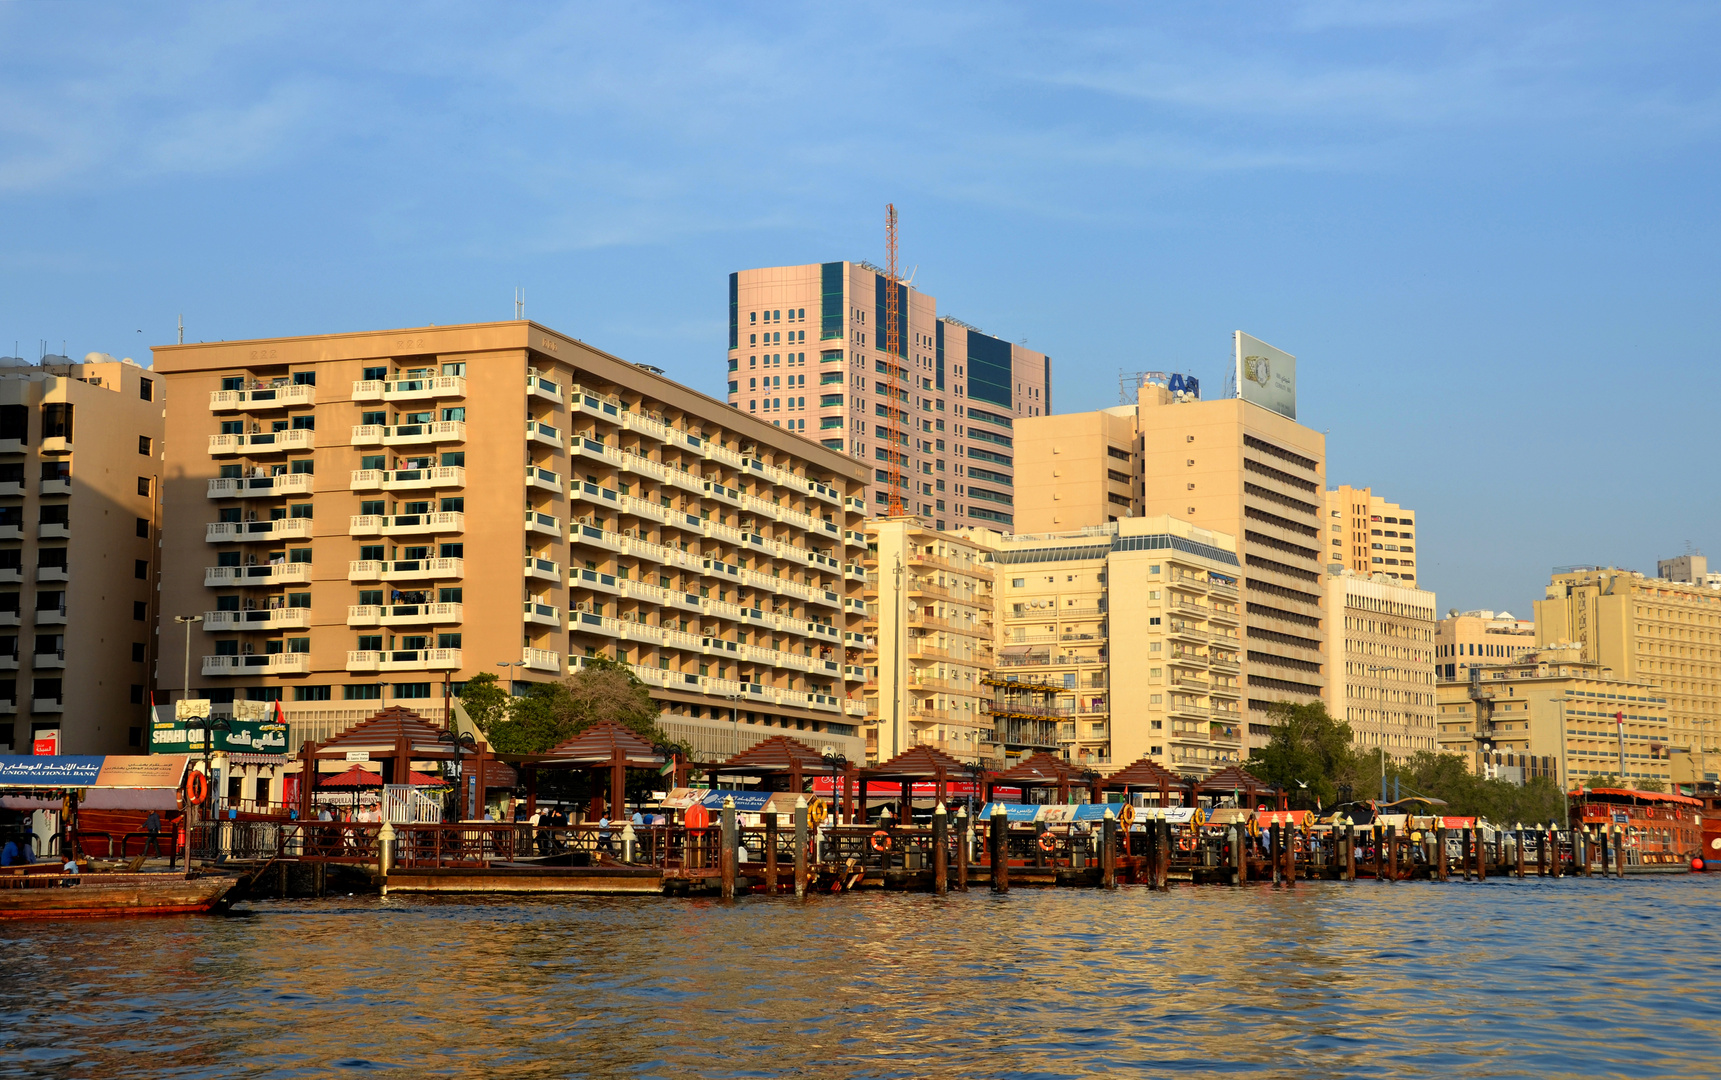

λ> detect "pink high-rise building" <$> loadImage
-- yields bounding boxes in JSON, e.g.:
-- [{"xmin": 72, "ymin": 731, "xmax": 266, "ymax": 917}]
[{"xmin": 726, "ymin": 261, "xmax": 1050, "ymax": 531}]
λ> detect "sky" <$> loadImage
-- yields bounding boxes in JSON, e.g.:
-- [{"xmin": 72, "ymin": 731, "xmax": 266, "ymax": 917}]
[{"xmin": 2, "ymin": 1, "xmax": 1718, "ymax": 616}]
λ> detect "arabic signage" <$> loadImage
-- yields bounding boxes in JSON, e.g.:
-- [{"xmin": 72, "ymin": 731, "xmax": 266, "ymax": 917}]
[
  {"xmin": 0, "ymin": 754, "xmax": 190, "ymax": 789},
  {"xmin": 151, "ymin": 718, "xmax": 289, "ymax": 755}
]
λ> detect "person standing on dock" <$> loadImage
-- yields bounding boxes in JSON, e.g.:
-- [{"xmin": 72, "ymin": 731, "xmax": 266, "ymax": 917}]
[
  {"xmin": 598, "ymin": 815, "xmax": 613, "ymax": 855},
  {"xmin": 144, "ymin": 810, "xmax": 163, "ymax": 858}
]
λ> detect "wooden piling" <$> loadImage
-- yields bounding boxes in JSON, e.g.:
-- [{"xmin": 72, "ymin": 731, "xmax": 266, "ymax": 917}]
[
  {"xmin": 1515, "ymin": 828, "xmax": 1526, "ymax": 879},
  {"xmin": 932, "ymin": 803, "xmax": 949, "ymax": 897},
  {"xmin": 1536, "ymin": 829, "xmax": 1547, "ymax": 878},
  {"xmin": 989, "ymin": 804, "xmax": 1008, "ymax": 893},
  {"xmin": 1477, "ymin": 828, "xmax": 1487, "ymax": 881},
  {"xmin": 1156, "ymin": 819, "xmax": 1171, "ymax": 890},
  {"xmin": 955, "ymin": 808, "xmax": 969, "ymax": 892},
  {"xmin": 1345, "ymin": 824, "xmax": 1356, "ymax": 881},
  {"xmin": 720, "ymin": 797, "xmax": 737, "ymax": 901},
  {"xmin": 764, "ymin": 813, "xmax": 779, "ymax": 894},
  {"xmin": 1229, "ymin": 823, "xmax": 1243, "ymax": 886},
  {"xmin": 1285, "ymin": 825, "xmax": 1297, "ymax": 886},
  {"xmin": 1267, "ymin": 824, "xmax": 1280, "ymax": 885},
  {"xmin": 1386, "ymin": 824, "xmax": 1398, "ymax": 882},
  {"xmin": 1615, "ymin": 825, "xmax": 1626, "ymax": 878},
  {"xmin": 1372, "ymin": 826, "xmax": 1384, "ymax": 882},
  {"xmin": 1435, "ymin": 827, "xmax": 1448, "ymax": 882},
  {"xmin": 794, "ymin": 797, "xmax": 808, "ymax": 900},
  {"xmin": 1101, "ymin": 810, "xmax": 1117, "ymax": 889}
]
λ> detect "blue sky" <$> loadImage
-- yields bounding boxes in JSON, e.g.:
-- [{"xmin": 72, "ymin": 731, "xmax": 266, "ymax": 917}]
[{"xmin": 2, "ymin": 1, "xmax": 1717, "ymax": 615}]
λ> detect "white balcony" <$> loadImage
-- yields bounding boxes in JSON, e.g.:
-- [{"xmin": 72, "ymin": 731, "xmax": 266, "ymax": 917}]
[
  {"xmin": 352, "ymin": 375, "xmax": 467, "ymax": 403},
  {"xmin": 208, "ymin": 430, "xmax": 315, "ymax": 456},
  {"xmin": 347, "ymin": 602, "xmax": 463, "ymax": 628},
  {"xmin": 0, "ymin": 653, "xmax": 16, "ymax": 671},
  {"xmin": 0, "ymin": 481, "xmax": 20, "ymax": 498},
  {"xmin": 346, "ymin": 648, "xmax": 461, "ymax": 673},
  {"xmin": 32, "ymin": 650, "xmax": 65, "ymax": 670},
  {"xmin": 524, "ymin": 511, "xmax": 560, "ymax": 537},
  {"xmin": 205, "ymin": 519, "xmax": 313, "ymax": 543},
  {"xmin": 523, "ymin": 600, "xmax": 560, "ymax": 627},
  {"xmin": 208, "ymin": 385, "xmax": 316, "ymax": 411},
  {"xmin": 0, "ymin": 567, "xmax": 20, "ymax": 584},
  {"xmin": 348, "ymin": 511, "xmax": 465, "ymax": 537},
  {"xmin": 526, "ymin": 370, "xmax": 562, "ymax": 404},
  {"xmin": 40, "ymin": 477, "xmax": 71, "ymax": 496},
  {"xmin": 347, "ymin": 557, "xmax": 464, "ymax": 582},
  {"xmin": 522, "ymin": 647, "xmax": 562, "ymax": 673},
  {"xmin": 204, "ymin": 563, "xmax": 310, "ymax": 587},
  {"xmin": 526, "ymin": 421, "xmax": 561, "ymax": 448},
  {"xmin": 350, "ymin": 420, "xmax": 467, "ymax": 447},
  {"xmin": 41, "ymin": 435, "xmax": 71, "ymax": 455},
  {"xmin": 569, "ymin": 567, "xmax": 623, "ymax": 595},
  {"xmin": 35, "ymin": 566, "xmax": 68, "ymax": 583},
  {"xmin": 37, "ymin": 522, "xmax": 69, "ymax": 540},
  {"xmin": 202, "ymin": 609, "xmax": 311, "ymax": 631},
  {"xmin": 525, "ymin": 466, "xmax": 561, "ymax": 493},
  {"xmin": 348, "ymin": 466, "xmax": 465, "ymax": 492},
  {"xmin": 202, "ymin": 653, "xmax": 312, "ymax": 676},
  {"xmin": 206, "ymin": 474, "xmax": 313, "ymax": 499},
  {"xmin": 34, "ymin": 606, "xmax": 66, "ymax": 625},
  {"xmin": 569, "ymin": 523, "xmax": 623, "ymax": 552},
  {"xmin": 31, "ymin": 698, "xmax": 65, "ymax": 713},
  {"xmin": 524, "ymin": 556, "xmax": 560, "ymax": 583},
  {"xmin": 0, "ymin": 525, "xmax": 19, "ymax": 541}
]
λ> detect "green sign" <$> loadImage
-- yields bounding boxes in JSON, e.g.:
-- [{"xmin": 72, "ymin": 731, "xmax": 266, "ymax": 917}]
[{"xmin": 150, "ymin": 718, "xmax": 289, "ymax": 755}]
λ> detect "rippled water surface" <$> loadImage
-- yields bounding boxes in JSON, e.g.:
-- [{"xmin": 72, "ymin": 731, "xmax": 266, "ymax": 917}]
[{"xmin": 3, "ymin": 876, "xmax": 1720, "ymax": 1078}]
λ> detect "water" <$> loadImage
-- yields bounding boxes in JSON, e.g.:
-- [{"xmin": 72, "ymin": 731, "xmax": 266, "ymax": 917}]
[{"xmin": 3, "ymin": 876, "xmax": 1720, "ymax": 1079}]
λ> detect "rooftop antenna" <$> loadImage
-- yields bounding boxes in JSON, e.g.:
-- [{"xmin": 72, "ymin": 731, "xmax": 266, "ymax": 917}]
[
  {"xmin": 515, "ymin": 288, "xmax": 525, "ymax": 320},
  {"xmin": 178, "ymin": 314, "xmax": 184, "ymax": 345}
]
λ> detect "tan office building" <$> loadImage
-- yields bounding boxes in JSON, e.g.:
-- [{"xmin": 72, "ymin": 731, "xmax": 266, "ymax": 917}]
[
  {"xmin": 1014, "ymin": 384, "xmax": 1328, "ymax": 753},
  {"xmin": 0, "ymin": 354, "xmax": 164, "ymax": 755},
  {"xmin": 1435, "ymin": 610, "xmax": 1537, "ymax": 681},
  {"xmin": 960, "ymin": 516, "xmax": 1244, "ymax": 775},
  {"xmin": 725, "ymin": 262, "xmax": 1049, "ymax": 531},
  {"xmin": 153, "ymin": 321, "xmax": 870, "ymax": 761},
  {"xmin": 861, "ymin": 518, "xmax": 994, "ymax": 763},
  {"xmin": 1322, "ymin": 569, "xmax": 1438, "ymax": 758},
  {"xmin": 1325, "ymin": 485, "xmax": 1419, "ymax": 584},
  {"xmin": 1536, "ymin": 565, "xmax": 1721, "ymax": 784},
  {"xmin": 1435, "ymin": 645, "xmax": 1671, "ymax": 789}
]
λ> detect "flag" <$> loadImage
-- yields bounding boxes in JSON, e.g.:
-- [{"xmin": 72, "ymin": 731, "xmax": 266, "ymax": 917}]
[
  {"xmin": 658, "ymin": 756, "xmax": 676, "ymax": 777},
  {"xmin": 274, "ymin": 698, "xmax": 287, "ymax": 725}
]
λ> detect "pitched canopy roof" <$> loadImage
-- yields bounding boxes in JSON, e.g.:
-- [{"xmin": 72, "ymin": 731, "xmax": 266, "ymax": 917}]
[
  {"xmin": 314, "ymin": 706, "xmax": 463, "ymax": 758},
  {"xmin": 993, "ymin": 751, "xmax": 1076, "ymax": 786},
  {"xmin": 1100, "ymin": 757, "xmax": 1184, "ymax": 790},
  {"xmin": 317, "ymin": 764, "xmax": 446, "ymax": 788},
  {"xmin": 537, "ymin": 720, "xmax": 666, "ymax": 769},
  {"xmin": 1195, "ymin": 764, "xmax": 1273, "ymax": 795},
  {"xmin": 713, "ymin": 735, "xmax": 828, "ymax": 775},
  {"xmin": 866, "ymin": 744, "xmax": 970, "ymax": 780}
]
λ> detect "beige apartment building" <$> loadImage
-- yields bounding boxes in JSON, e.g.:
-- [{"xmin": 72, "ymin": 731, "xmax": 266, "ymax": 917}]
[
  {"xmin": 152, "ymin": 321, "xmax": 870, "ymax": 761},
  {"xmin": 1322, "ymin": 569, "xmax": 1438, "ymax": 759},
  {"xmin": 725, "ymin": 262, "xmax": 1049, "ymax": 531},
  {"xmin": 0, "ymin": 354, "xmax": 164, "ymax": 755},
  {"xmin": 1435, "ymin": 609, "xmax": 1537, "ymax": 681},
  {"xmin": 861, "ymin": 519, "xmax": 993, "ymax": 763},
  {"xmin": 1435, "ymin": 645, "xmax": 1671, "ymax": 789},
  {"xmin": 1014, "ymin": 385, "xmax": 1328, "ymax": 753},
  {"xmin": 1536, "ymin": 564, "xmax": 1721, "ymax": 784},
  {"xmin": 1325, "ymin": 486, "xmax": 1419, "ymax": 584}
]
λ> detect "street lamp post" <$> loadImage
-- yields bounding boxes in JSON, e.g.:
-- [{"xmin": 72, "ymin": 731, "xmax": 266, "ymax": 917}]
[
  {"xmin": 892, "ymin": 556, "xmax": 904, "ymax": 761},
  {"xmin": 174, "ymin": 615, "xmax": 203, "ymax": 703},
  {"xmin": 438, "ymin": 728, "xmax": 476, "ymax": 821}
]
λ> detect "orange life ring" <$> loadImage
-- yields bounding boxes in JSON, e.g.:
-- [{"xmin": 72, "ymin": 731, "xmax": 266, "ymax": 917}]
[
  {"xmin": 1037, "ymin": 832, "xmax": 1057, "ymax": 853},
  {"xmin": 1294, "ymin": 836, "xmax": 1305, "ymax": 853},
  {"xmin": 186, "ymin": 771, "xmax": 209, "ymax": 805},
  {"xmin": 1177, "ymin": 836, "xmax": 1193, "ymax": 852},
  {"xmin": 869, "ymin": 830, "xmax": 892, "ymax": 853}
]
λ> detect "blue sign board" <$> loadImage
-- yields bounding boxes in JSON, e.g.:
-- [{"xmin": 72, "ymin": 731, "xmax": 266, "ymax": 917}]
[
  {"xmin": 701, "ymin": 790, "xmax": 773, "ymax": 813},
  {"xmin": 980, "ymin": 803, "xmax": 1043, "ymax": 823},
  {"xmin": 0, "ymin": 756, "xmax": 105, "ymax": 787},
  {"xmin": 1069, "ymin": 802, "xmax": 1124, "ymax": 822}
]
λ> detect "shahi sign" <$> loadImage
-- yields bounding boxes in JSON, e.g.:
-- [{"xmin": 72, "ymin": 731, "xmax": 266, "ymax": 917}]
[
  {"xmin": 0, "ymin": 755, "xmax": 190, "ymax": 788},
  {"xmin": 151, "ymin": 718, "xmax": 289, "ymax": 755}
]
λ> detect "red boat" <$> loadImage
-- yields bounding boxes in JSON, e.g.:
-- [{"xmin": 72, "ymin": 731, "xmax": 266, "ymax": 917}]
[{"xmin": 1568, "ymin": 787, "xmax": 1702, "ymax": 873}]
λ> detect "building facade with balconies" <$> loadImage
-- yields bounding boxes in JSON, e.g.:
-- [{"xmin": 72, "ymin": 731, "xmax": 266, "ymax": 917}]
[
  {"xmin": 0, "ymin": 353, "xmax": 163, "ymax": 754},
  {"xmin": 974, "ymin": 516, "xmax": 1243, "ymax": 775},
  {"xmin": 861, "ymin": 518, "xmax": 994, "ymax": 764},
  {"xmin": 1322, "ymin": 568, "xmax": 1438, "ymax": 760},
  {"xmin": 154, "ymin": 322, "xmax": 870, "ymax": 760}
]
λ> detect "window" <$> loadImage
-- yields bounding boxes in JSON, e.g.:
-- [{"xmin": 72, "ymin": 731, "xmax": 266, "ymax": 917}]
[
  {"xmin": 131, "ymin": 643, "xmax": 145, "ymax": 662},
  {"xmin": 134, "ymin": 559, "xmax": 148, "ymax": 579},
  {"xmin": 437, "ymin": 633, "xmax": 462, "ymax": 649},
  {"xmin": 439, "ymin": 588, "xmax": 463, "ymax": 603},
  {"xmin": 439, "ymin": 543, "xmax": 464, "ymax": 559},
  {"xmin": 362, "ymin": 366, "xmax": 387, "ymax": 381},
  {"xmin": 137, "ymin": 476, "xmax": 152, "ymax": 497},
  {"xmin": 287, "ymin": 592, "xmax": 311, "ymax": 608},
  {"xmin": 441, "ymin": 452, "xmax": 465, "ymax": 467},
  {"xmin": 344, "ymin": 684, "xmax": 382, "ymax": 700},
  {"xmin": 289, "ymin": 504, "xmax": 313, "ymax": 519},
  {"xmin": 440, "ymin": 497, "xmax": 464, "ymax": 513},
  {"xmin": 356, "ymin": 635, "xmax": 382, "ymax": 651},
  {"xmin": 360, "ymin": 455, "xmax": 385, "ymax": 471},
  {"xmin": 138, "ymin": 435, "xmax": 152, "ymax": 456},
  {"xmin": 360, "ymin": 500, "xmax": 384, "ymax": 515},
  {"xmin": 358, "ymin": 590, "xmax": 383, "ymax": 605},
  {"xmin": 132, "ymin": 601, "xmax": 147, "ymax": 621},
  {"xmin": 359, "ymin": 545, "xmax": 383, "ymax": 561},
  {"xmin": 288, "ymin": 548, "xmax": 313, "ymax": 564},
  {"xmin": 287, "ymin": 637, "xmax": 310, "ymax": 653},
  {"xmin": 139, "ymin": 378, "xmax": 153, "ymax": 401},
  {"xmin": 295, "ymin": 685, "xmax": 332, "ymax": 701},
  {"xmin": 221, "ymin": 376, "xmax": 244, "ymax": 391},
  {"xmin": 393, "ymin": 683, "xmax": 432, "ymax": 699}
]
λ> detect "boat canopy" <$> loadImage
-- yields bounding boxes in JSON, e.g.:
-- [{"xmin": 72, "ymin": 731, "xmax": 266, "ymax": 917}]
[{"xmin": 0, "ymin": 755, "xmax": 190, "ymax": 810}]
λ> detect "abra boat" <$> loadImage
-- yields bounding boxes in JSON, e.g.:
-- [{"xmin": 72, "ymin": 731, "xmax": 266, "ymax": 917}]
[
  {"xmin": 1568, "ymin": 786, "xmax": 1702, "ymax": 873},
  {"xmin": 0, "ymin": 866, "xmax": 241, "ymax": 920}
]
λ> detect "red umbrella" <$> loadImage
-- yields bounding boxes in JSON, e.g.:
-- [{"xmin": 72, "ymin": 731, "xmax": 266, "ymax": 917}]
[{"xmin": 317, "ymin": 764, "xmax": 450, "ymax": 788}]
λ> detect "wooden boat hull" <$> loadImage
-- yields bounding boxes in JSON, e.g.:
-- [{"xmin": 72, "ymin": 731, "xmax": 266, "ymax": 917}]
[{"xmin": 0, "ymin": 873, "xmax": 240, "ymax": 920}]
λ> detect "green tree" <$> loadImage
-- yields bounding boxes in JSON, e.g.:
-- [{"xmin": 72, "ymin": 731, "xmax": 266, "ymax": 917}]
[
  {"xmin": 474, "ymin": 656, "xmax": 678, "ymax": 755},
  {"xmin": 457, "ymin": 672, "xmax": 510, "ymax": 734},
  {"xmin": 1248, "ymin": 700, "xmax": 1356, "ymax": 809}
]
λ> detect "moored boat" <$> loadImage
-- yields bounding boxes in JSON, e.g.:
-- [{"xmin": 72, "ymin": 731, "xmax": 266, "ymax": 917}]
[
  {"xmin": 1568, "ymin": 787, "xmax": 1701, "ymax": 873},
  {"xmin": 0, "ymin": 867, "xmax": 240, "ymax": 920}
]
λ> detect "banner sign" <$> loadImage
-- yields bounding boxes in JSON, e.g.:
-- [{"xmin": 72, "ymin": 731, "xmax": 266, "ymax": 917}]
[
  {"xmin": 0, "ymin": 754, "xmax": 189, "ymax": 789},
  {"xmin": 1235, "ymin": 330, "xmax": 1298, "ymax": 420},
  {"xmin": 151, "ymin": 718, "xmax": 289, "ymax": 754},
  {"xmin": 700, "ymin": 790, "xmax": 773, "ymax": 813}
]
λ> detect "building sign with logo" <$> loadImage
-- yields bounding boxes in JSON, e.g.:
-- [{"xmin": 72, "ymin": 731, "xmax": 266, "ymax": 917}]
[
  {"xmin": 1234, "ymin": 330, "xmax": 1297, "ymax": 420},
  {"xmin": 151, "ymin": 716, "xmax": 289, "ymax": 755}
]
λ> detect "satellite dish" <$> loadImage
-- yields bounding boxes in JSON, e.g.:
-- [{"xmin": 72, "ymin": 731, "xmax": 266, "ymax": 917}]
[
  {"xmin": 821, "ymin": 744, "xmax": 837, "ymax": 756},
  {"xmin": 907, "ymin": 601, "xmax": 919, "ymax": 612}
]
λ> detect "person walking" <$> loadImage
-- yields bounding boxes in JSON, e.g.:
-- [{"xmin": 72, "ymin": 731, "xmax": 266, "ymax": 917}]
[{"xmin": 143, "ymin": 809, "xmax": 163, "ymax": 858}]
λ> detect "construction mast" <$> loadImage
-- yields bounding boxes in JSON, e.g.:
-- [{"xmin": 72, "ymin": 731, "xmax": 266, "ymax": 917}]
[{"xmin": 883, "ymin": 204, "xmax": 907, "ymax": 516}]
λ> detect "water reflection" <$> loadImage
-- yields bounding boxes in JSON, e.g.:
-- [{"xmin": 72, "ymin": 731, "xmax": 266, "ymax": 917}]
[{"xmin": 2, "ymin": 877, "xmax": 1719, "ymax": 1078}]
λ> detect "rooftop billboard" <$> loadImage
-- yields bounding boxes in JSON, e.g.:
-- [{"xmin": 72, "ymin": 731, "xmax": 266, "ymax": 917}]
[{"xmin": 1234, "ymin": 331, "xmax": 1297, "ymax": 420}]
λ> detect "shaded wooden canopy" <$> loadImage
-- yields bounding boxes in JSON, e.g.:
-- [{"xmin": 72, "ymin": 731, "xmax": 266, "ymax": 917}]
[
  {"xmin": 536, "ymin": 720, "xmax": 667, "ymax": 769},
  {"xmin": 865, "ymin": 744, "xmax": 970, "ymax": 781},
  {"xmin": 311, "ymin": 706, "xmax": 465, "ymax": 760},
  {"xmin": 711, "ymin": 735, "xmax": 828, "ymax": 776},
  {"xmin": 1196, "ymin": 764, "xmax": 1273, "ymax": 795},
  {"xmin": 318, "ymin": 764, "xmax": 446, "ymax": 788},
  {"xmin": 993, "ymin": 751, "xmax": 1075, "ymax": 787},
  {"xmin": 1100, "ymin": 757, "xmax": 1184, "ymax": 791}
]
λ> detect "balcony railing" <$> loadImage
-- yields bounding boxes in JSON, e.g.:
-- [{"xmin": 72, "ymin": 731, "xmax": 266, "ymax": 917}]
[
  {"xmin": 347, "ymin": 558, "xmax": 465, "ymax": 582},
  {"xmin": 208, "ymin": 384, "xmax": 316, "ymax": 411},
  {"xmin": 523, "ymin": 601, "xmax": 561, "ymax": 626},
  {"xmin": 349, "ymin": 466, "xmax": 466, "ymax": 492},
  {"xmin": 348, "ymin": 512, "xmax": 466, "ymax": 537},
  {"xmin": 208, "ymin": 430, "xmax": 315, "ymax": 455},
  {"xmin": 349, "ymin": 420, "xmax": 467, "ymax": 447},
  {"xmin": 206, "ymin": 474, "xmax": 313, "ymax": 499},
  {"xmin": 522, "ymin": 647, "xmax": 562, "ymax": 673},
  {"xmin": 205, "ymin": 519, "xmax": 313, "ymax": 543},
  {"xmin": 347, "ymin": 602, "xmax": 463, "ymax": 627},
  {"xmin": 346, "ymin": 648, "xmax": 462, "ymax": 673},
  {"xmin": 203, "ymin": 653, "xmax": 313, "ymax": 676},
  {"xmin": 352, "ymin": 375, "xmax": 467, "ymax": 402},
  {"xmin": 202, "ymin": 608, "xmax": 312, "ymax": 631},
  {"xmin": 204, "ymin": 563, "xmax": 310, "ymax": 587}
]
